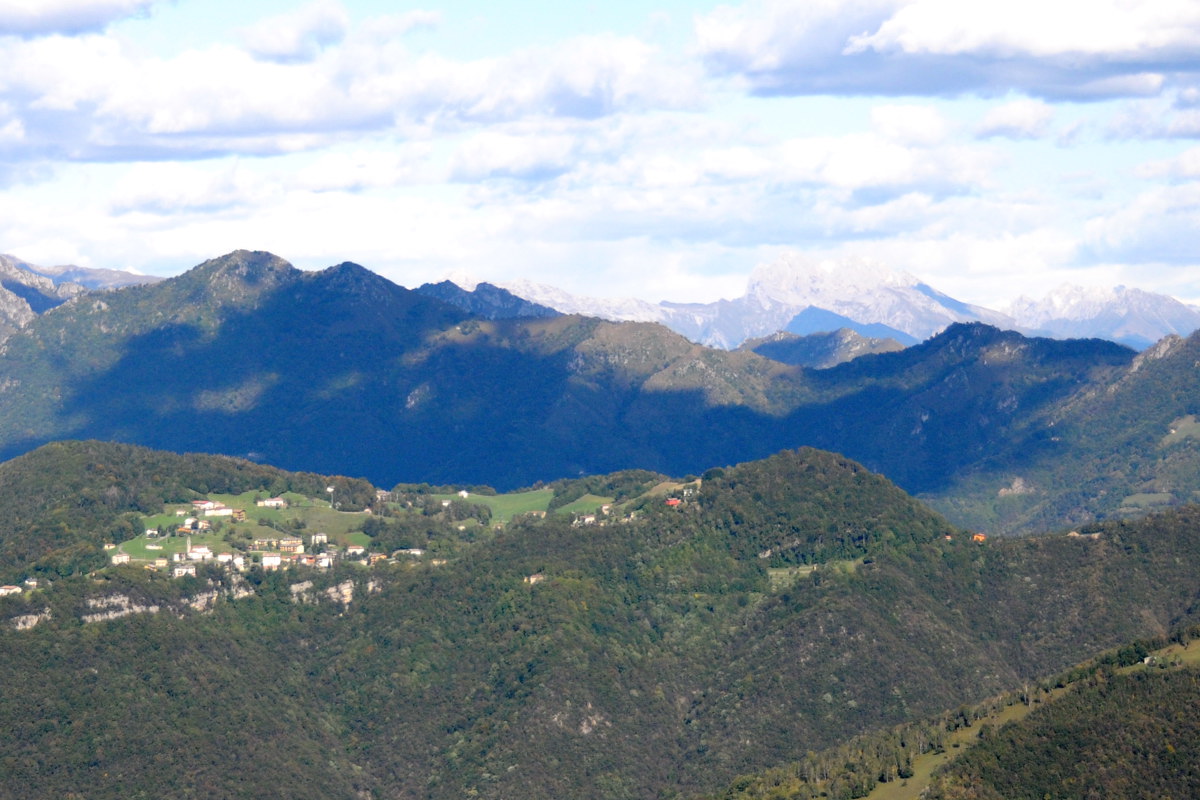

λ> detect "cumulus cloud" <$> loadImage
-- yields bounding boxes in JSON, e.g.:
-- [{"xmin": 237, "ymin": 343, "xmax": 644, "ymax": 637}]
[
  {"xmin": 0, "ymin": 23, "xmax": 701, "ymax": 165},
  {"xmin": 239, "ymin": 0, "xmax": 350, "ymax": 63},
  {"xmin": 108, "ymin": 161, "xmax": 272, "ymax": 214},
  {"xmin": 697, "ymin": 0, "xmax": 1200, "ymax": 99},
  {"xmin": 1083, "ymin": 183, "xmax": 1200, "ymax": 265},
  {"xmin": 977, "ymin": 99, "xmax": 1053, "ymax": 139},
  {"xmin": 1136, "ymin": 146, "xmax": 1200, "ymax": 180},
  {"xmin": 870, "ymin": 104, "xmax": 947, "ymax": 145},
  {"xmin": 451, "ymin": 130, "xmax": 577, "ymax": 182},
  {"xmin": 0, "ymin": 0, "xmax": 158, "ymax": 37},
  {"xmin": 845, "ymin": 0, "xmax": 1200, "ymax": 59},
  {"xmin": 291, "ymin": 145, "xmax": 435, "ymax": 192}
]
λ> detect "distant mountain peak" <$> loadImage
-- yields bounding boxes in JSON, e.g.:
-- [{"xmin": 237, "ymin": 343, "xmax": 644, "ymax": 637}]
[
  {"xmin": 3, "ymin": 254, "xmax": 161, "ymax": 291},
  {"xmin": 192, "ymin": 250, "xmax": 296, "ymax": 282},
  {"xmin": 747, "ymin": 254, "xmax": 918, "ymax": 307},
  {"xmin": 1006, "ymin": 283, "xmax": 1200, "ymax": 349},
  {"xmin": 443, "ymin": 270, "xmax": 481, "ymax": 291}
]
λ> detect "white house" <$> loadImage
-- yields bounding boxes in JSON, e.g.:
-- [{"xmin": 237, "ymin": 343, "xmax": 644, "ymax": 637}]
[
  {"xmin": 256, "ymin": 497, "xmax": 288, "ymax": 509},
  {"xmin": 172, "ymin": 563, "xmax": 196, "ymax": 578},
  {"xmin": 261, "ymin": 553, "xmax": 283, "ymax": 570},
  {"xmin": 111, "ymin": 552, "xmax": 131, "ymax": 565},
  {"xmin": 0, "ymin": 585, "xmax": 22, "ymax": 596},
  {"xmin": 188, "ymin": 545, "xmax": 213, "ymax": 561}
]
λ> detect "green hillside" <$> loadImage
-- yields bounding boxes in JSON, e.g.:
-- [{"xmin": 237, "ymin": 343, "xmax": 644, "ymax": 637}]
[
  {"xmin": 3, "ymin": 442, "xmax": 1200, "ymax": 797},
  {"xmin": 925, "ymin": 657, "xmax": 1200, "ymax": 799},
  {"xmin": 0, "ymin": 440, "xmax": 376, "ymax": 582}
]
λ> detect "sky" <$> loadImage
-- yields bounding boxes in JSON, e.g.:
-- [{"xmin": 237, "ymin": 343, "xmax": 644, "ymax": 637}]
[{"xmin": 3, "ymin": 0, "xmax": 1200, "ymax": 309}]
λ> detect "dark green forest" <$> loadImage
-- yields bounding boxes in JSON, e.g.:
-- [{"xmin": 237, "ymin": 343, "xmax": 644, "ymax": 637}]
[
  {"xmin": 926, "ymin": 665, "xmax": 1200, "ymax": 799},
  {"xmin": 3, "ymin": 442, "xmax": 1200, "ymax": 797}
]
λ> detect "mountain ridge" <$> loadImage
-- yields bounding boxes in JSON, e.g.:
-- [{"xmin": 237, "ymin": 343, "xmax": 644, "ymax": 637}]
[
  {"xmin": 9, "ymin": 249, "xmax": 1200, "ymax": 536},
  {"xmin": 492, "ymin": 253, "xmax": 1199, "ymax": 350}
]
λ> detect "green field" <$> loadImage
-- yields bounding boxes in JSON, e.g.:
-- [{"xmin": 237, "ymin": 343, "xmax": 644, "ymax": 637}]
[
  {"xmin": 431, "ymin": 488, "xmax": 554, "ymax": 524},
  {"xmin": 554, "ymin": 494, "xmax": 614, "ymax": 516},
  {"xmin": 1119, "ymin": 492, "xmax": 1175, "ymax": 510},
  {"xmin": 131, "ymin": 491, "xmax": 374, "ymax": 559},
  {"xmin": 1161, "ymin": 415, "xmax": 1200, "ymax": 446},
  {"xmin": 116, "ymin": 531, "xmax": 230, "ymax": 561},
  {"xmin": 767, "ymin": 559, "xmax": 862, "ymax": 590}
]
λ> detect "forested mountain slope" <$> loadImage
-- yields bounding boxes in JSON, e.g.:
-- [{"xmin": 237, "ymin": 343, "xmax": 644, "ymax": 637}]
[
  {"xmin": 0, "ymin": 250, "xmax": 1170, "ymax": 534},
  {"xmin": 3, "ymin": 443, "xmax": 1200, "ymax": 798}
]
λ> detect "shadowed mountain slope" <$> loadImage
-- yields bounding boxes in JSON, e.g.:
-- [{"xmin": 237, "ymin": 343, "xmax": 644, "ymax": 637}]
[{"xmin": 8, "ymin": 251, "xmax": 1196, "ymax": 534}]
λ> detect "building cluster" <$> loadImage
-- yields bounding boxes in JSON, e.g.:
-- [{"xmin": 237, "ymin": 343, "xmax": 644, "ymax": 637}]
[{"xmin": 106, "ymin": 496, "xmax": 398, "ymax": 577}]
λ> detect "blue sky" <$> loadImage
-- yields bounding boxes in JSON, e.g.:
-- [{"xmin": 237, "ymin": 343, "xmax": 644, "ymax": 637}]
[{"xmin": 3, "ymin": 0, "xmax": 1200, "ymax": 309}]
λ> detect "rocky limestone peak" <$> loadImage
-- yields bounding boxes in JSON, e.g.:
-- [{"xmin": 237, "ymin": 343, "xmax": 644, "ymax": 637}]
[
  {"xmin": 747, "ymin": 253, "xmax": 919, "ymax": 308},
  {"xmin": 196, "ymin": 249, "xmax": 295, "ymax": 277}
]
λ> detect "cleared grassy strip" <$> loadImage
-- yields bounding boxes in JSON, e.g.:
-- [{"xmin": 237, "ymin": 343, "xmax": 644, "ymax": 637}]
[
  {"xmin": 554, "ymin": 494, "xmax": 614, "ymax": 516},
  {"xmin": 767, "ymin": 559, "xmax": 862, "ymax": 590},
  {"xmin": 117, "ymin": 532, "xmax": 229, "ymax": 560},
  {"xmin": 431, "ymin": 489, "xmax": 554, "ymax": 524}
]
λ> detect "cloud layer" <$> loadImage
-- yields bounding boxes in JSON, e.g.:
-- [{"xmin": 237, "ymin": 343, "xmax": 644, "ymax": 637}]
[{"xmin": 1, "ymin": 0, "xmax": 1199, "ymax": 309}]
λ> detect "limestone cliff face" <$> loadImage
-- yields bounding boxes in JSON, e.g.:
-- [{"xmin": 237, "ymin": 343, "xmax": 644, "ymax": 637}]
[
  {"xmin": 0, "ymin": 254, "xmax": 88, "ymax": 341},
  {"xmin": 0, "ymin": 253, "xmax": 160, "ymax": 343}
]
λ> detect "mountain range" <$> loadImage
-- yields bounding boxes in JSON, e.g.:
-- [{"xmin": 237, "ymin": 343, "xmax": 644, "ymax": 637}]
[
  {"xmin": 5, "ymin": 249, "xmax": 1198, "ymax": 354},
  {"xmin": 0, "ymin": 254, "xmax": 158, "ymax": 341},
  {"xmin": 489, "ymin": 252, "xmax": 1200, "ymax": 350},
  {"xmin": 5, "ymin": 249, "xmax": 1200, "ymax": 535}
]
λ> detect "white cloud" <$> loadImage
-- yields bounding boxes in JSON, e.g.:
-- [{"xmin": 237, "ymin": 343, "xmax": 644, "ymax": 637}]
[
  {"xmin": 357, "ymin": 10, "xmax": 440, "ymax": 40},
  {"xmin": 774, "ymin": 132, "xmax": 993, "ymax": 192},
  {"xmin": 239, "ymin": 0, "xmax": 350, "ymax": 63},
  {"xmin": 1083, "ymin": 183, "xmax": 1200, "ymax": 265},
  {"xmin": 1137, "ymin": 146, "xmax": 1200, "ymax": 180},
  {"xmin": 0, "ymin": 118, "xmax": 22, "ymax": 142},
  {"xmin": 291, "ymin": 145, "xmax": 435, "ymax": 192},
  {"xmin": 845, "ymin": 0, "xmax": 1200, "ymax": 59},
  {"xmin": 0, "ymin": 24, "xmax": 702, "ymax": 164},
  {"xmin": 977, "ymin": 99, "xmax": 1053, "ymax": 139},
  {"xmin": 451, "ymin": 130, "xmax": 577, "ymax": 182},
  {"xmin": 697, "ymin": 0, "xmax": 1200, "ymax": 99},
  {"xmin": 108, "ymin": 161, "xmax": 272, "ymax": 214},
  {"xmin": 870, "ymin": 104, "xmax": 947, "ymax": 145},
  {"xmin": 0, "ymin": 0, "xmax": 158, "ymax": 36}
]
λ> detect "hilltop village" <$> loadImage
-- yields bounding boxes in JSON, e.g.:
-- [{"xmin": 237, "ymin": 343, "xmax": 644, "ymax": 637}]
[{"xmin": 102, "ymin": 491, "xmax": 429, "ymax": 578}]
